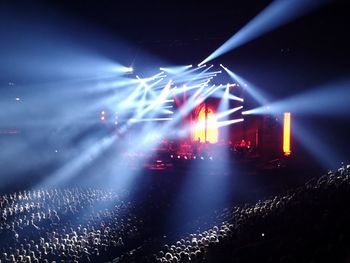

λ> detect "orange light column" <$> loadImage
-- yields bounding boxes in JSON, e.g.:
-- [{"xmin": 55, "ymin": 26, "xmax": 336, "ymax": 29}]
[{"xmin": 283, "ymin": 112, "xmax": 291, "ymax": 156}]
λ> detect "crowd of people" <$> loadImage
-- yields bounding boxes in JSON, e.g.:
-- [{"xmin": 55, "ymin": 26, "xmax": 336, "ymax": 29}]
[
  {"xmin": 0, "ymin": 188, "xmax": 143, "ymax": 262},
  {"xmin": 1, "ymin": 164, "xmax": 350, "ymax": 262},
  {"xmin": 152, "ymin": 164, "xmax": 350, "ymax": 263}
]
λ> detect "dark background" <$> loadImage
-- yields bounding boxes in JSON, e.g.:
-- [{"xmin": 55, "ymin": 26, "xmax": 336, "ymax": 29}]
[{"xmin": 1, "ymin": 0, "xmax": 349, "ymax": 94}]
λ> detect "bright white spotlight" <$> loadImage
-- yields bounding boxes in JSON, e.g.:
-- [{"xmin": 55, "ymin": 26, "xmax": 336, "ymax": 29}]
[
  {"xmin": 162, "ymin": 110, "xmax": 174, "ymax": 114},
  {"xmin": 163, "ymin": 99, "xmax": 174, "ymax": 103},
  {"xmin": 216, "ymin": 118, "xmax": 244, "ymax": 128},
  {"xmin": 120, "ymin": 66, "xmax": 133, "ymax": 73}
]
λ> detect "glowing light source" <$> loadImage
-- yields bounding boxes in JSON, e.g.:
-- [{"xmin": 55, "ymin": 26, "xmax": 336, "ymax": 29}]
[
  {"xmin": 283, "ymin": 112, "xmax": 291, "ymax": 156},
  {"xmin": 193, "ymin": 105, "xmax": 218, "ymax": 143}
]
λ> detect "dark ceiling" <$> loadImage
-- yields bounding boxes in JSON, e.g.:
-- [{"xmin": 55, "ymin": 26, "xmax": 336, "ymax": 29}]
[{"xmin": 1, "ymin": 0, "xmax": 349, "ymax": 85}]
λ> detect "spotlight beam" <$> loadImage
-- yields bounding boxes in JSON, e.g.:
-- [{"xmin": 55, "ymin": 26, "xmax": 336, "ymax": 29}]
[
  {"xmin": 200, "ymin": 0, "xmax": 327, "ymax": 64},
  {"xmin": 215, "ymin": 118, "xmax": 244, "ymax": 128},
  {"xmin": 129, "ymin": 118, "xmax": 173, "ymax": 122},
  {"xmin": 171, "ymin": 64, "xmax": 207, "ymax": 81},
  {"xmin": 130, "ymin": 80, "xmax": 173, "ymax": 121},
  {"xmin": 222, "ymin": 65, "xmax": 269, "ymax": 105},
  {"xmin": 242, "ymin": 80, "xmax": 350, "ymax": 116},
  {"xmin": 216, "ymin": 106, "xmax": 243, "ymax": 119},
  {"xmin": 38, "ymin": 134, "xmax": 117, "ymax": 188},
  {"xmin": 160, "ymin": 64, "xmax": 192, "ymax": 74}
]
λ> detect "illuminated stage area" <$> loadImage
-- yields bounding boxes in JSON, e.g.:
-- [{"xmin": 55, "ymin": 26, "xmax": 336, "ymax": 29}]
[
  {"xmin": 94, "ymin": 64, "xmax": 250, "ymax": 170},
  {"xmin": 1, "ymin": 1, "xmax": 350, "ymax": 263},
  {"xmin": 91, "ymin": 64, "xmax": 294, "ymax": 171}
]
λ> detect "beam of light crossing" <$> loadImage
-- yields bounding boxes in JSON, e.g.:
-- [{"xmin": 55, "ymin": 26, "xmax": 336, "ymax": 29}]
[
  {"xmin": 187, "ymin": 64, "xmax": 214, "ymax": 82},
  {"xmin": 37, "ymin": 134, "xmax": 117, "ymax": 188},
  {"xmin": 199, "ymin": 0, "xmax": 327, "ymax": 65},
  {"xmin": 177, "ymin": 65, "xmax": 214, "ymax": 85},
  {"xmin": 129, "ymin": 118, "xmax": 173, "ymax": 122},
  {"xmin": 191, "ymin": 117, "xmax": 244, "ymax": 131},
  {"xmin": 242, "ymin": 80, "xmax": 350, "ymax": 116},
  {"xmin": 170, "ymin": 64, "xmax": 207, "ymax": 81},
  {"xmin": 221, "ymin": 65, "xmax": 269, "ymax": 105},
  {"xmin": 159, "ymin": 64, "xmax": 192, "ymax": 74},
  {"xmin": 161, "ymin": 105, "xmax": 174, "ymax": 109},
  {"xmin": 156, "ymin": 81, "xmax": 216, "ymax": 139},
  {"xmin": 171, "ymin": 80, "xmax": 209, "ymax": 97},
  {"xmin": 131, "ymin": 80, "xmax": 173, "ymax": 120},
  {"xmin": 119, "ymin": 83, "xmax": 144, "ymax": 109},
  {"xmin": 216, "ymin": 106, "xmax": 243, "ymax": 119},
  {"xmin": 215, "ymin": 118, "xmax": 244, "ymax": 128},
  {"xmin": 292, "ymin": 119, "xmax": 342, "ymax": 170},
  {"xmin": 194, "ymin": 84, "xmax": 223, "ymax": 105}
]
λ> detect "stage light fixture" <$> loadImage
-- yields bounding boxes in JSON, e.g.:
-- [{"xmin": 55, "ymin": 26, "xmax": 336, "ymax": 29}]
[{"xmin": 283, "ymin": 112, "xmax": 291, "ymax": 156}]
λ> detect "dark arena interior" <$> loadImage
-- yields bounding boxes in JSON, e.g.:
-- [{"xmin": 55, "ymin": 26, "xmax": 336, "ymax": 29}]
[{"xmin": 1, "ymin": 0, "xmax": 350, "ymax": 262}]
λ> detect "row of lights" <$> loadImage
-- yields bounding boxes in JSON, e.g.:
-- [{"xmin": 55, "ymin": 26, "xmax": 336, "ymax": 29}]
[{"xmin": 170, "ymin": 155, "xmax": 213, "ymax": 160}]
